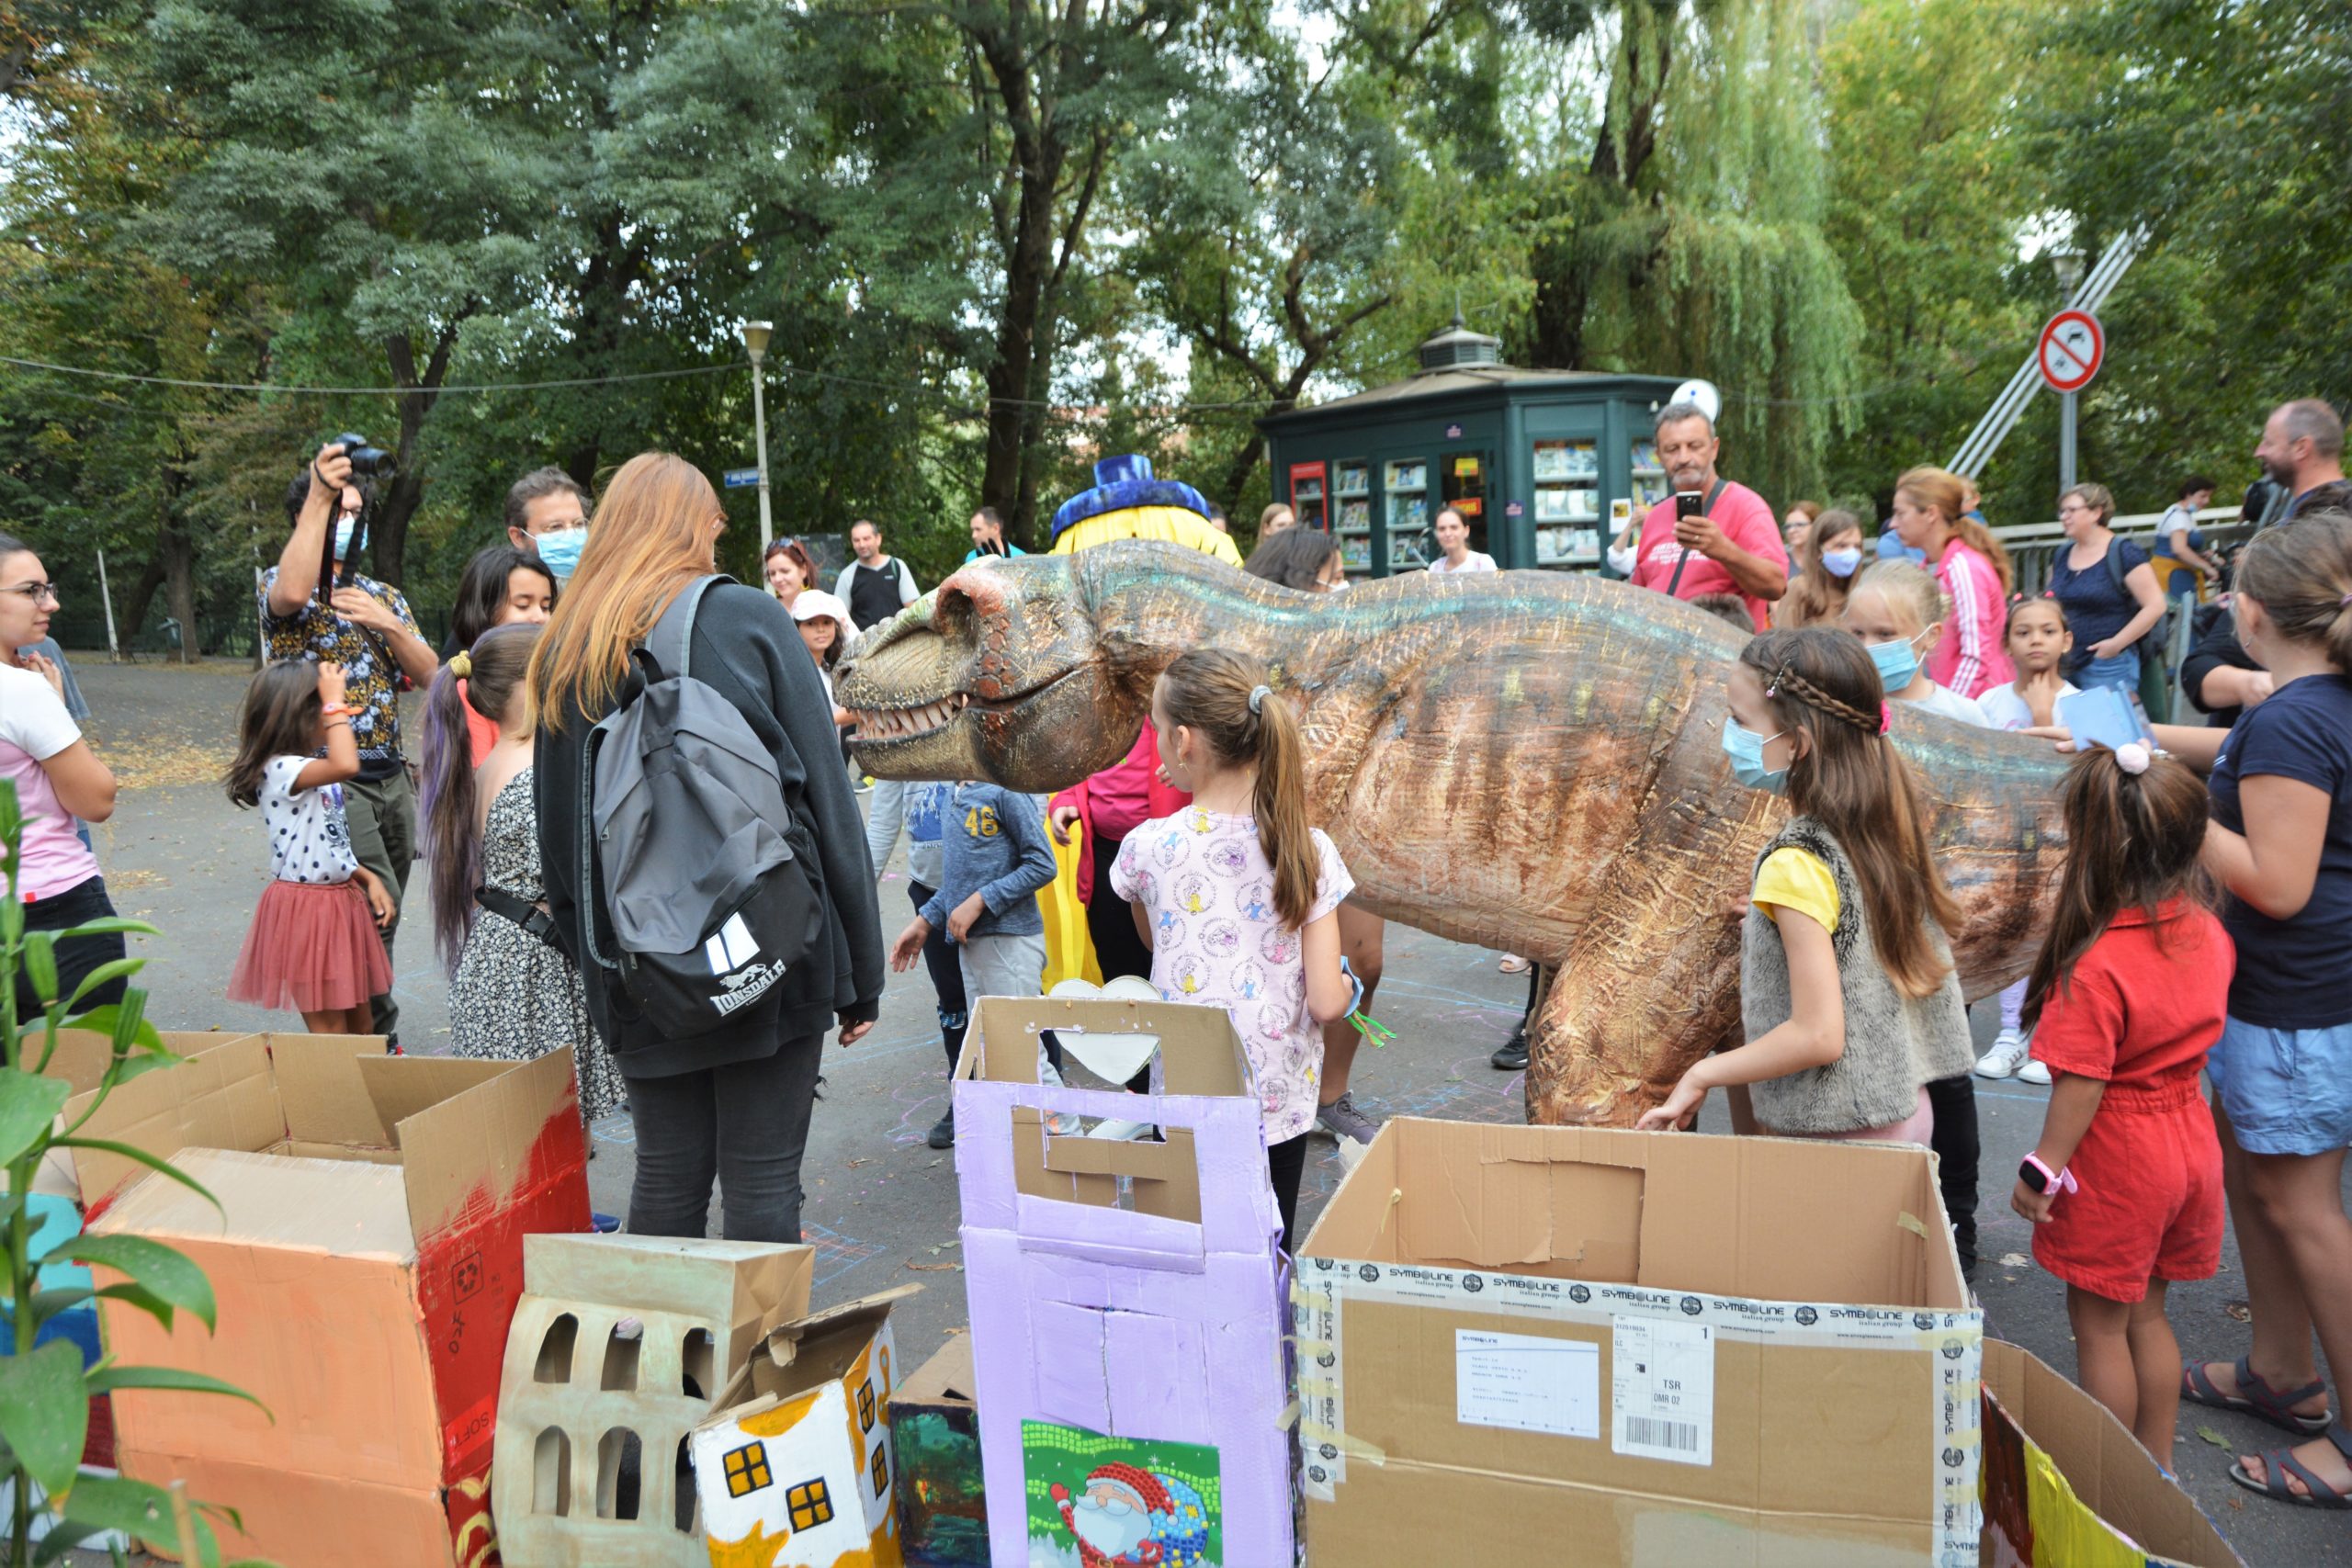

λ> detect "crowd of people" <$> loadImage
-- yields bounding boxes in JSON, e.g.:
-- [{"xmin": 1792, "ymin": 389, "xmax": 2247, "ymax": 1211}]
[{"xmin": 5, "ymin": 389, "xmax": 2350, "ymax": 1510}]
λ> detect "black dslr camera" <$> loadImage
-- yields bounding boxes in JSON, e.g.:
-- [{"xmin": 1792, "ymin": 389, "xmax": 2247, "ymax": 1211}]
[{"xmin": 331, "ymin": 433, "xmax": 396, "ymax": 477}]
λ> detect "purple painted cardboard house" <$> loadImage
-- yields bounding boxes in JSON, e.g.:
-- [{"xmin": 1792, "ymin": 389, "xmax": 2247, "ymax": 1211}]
[{"xmin": 954, "ymin": 996, "xmax": 1295, "ymax": 1568}]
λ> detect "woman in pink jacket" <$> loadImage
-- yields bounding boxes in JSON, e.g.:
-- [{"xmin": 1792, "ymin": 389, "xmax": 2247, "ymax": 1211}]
[{"xmin": 1892, "ymin": 466, "xmax": 2015, "ymax": 700}]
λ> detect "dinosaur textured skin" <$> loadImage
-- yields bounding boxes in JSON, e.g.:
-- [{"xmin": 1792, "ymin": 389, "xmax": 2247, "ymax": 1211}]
[{"xmin": 837, "ymin": 542, "xmax": 2069, "ymax": 1126}]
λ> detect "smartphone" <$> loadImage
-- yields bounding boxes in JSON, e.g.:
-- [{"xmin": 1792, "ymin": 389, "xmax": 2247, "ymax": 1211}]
[
  {"xmin": 2057, "ymin": 686, "xmax": 2154, "ymax": 754},
  {"xmin": 1674, "ymin": 491, "xmax": 1705, "ymax": 520}
]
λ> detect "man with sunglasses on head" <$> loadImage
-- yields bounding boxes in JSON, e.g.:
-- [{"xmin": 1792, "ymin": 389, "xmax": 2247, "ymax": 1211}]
[{"xmin": 262, "ymin": 440, "xmax": 440, "ymax": 1049}]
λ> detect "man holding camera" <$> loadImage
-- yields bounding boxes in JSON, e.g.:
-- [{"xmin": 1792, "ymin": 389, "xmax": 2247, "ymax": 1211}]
[
  {"xmin": 1623, "ymin": 401, "xmax": 1786, "ymax": 630},
  {"xmin": 262, "ymin": 440, "xmax": 440, "ymax": 1048}
]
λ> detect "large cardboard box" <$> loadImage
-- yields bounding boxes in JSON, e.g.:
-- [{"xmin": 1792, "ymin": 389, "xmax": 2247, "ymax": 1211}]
[
  {"xmin": 1294, "ymin": 1118, "xmax": 1982, "ymax": 1566},
  {"xmin": 66, "ymin": 1032, "xmax": 591, "ymax": 1567},
  {"xmin": 1981, "ymin": 1340, "xmax": 2243, "ymax": 1567},
  {"xmin": 956, "ymin": 996, "xmax": 1293, "ymax": 1567},
  {"xmin": 689, "ymin": 1285, "xmax": 918, "ymax": 1567}
]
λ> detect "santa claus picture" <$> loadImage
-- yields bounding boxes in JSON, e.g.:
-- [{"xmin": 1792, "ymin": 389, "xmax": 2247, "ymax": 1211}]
[{"xmin": 1046, "ymin": 1461, "xmax": 1215, "ymax": 1567}]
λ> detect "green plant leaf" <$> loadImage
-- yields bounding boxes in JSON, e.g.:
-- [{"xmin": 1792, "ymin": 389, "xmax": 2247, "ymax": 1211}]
[
  {"xmin": 51, "ymin": 1139, "xmax": 220, "ymax": 1213},
  {"xmin": 65, "ymin": 1236, "xmax": 216, "ymax": 1332},
  {"xmin": 54, "ymin": 1473, "xmax": 177, "ymax": 1541},
  {"xmin": 85, "ymin": 1365, "xmax": 265, "ymax": 1413},
  {"xmin": 28, "ymin": 1284, "xmax": 97, "ymax": 1326},
  {"xmin": 63, "ymin": 998, "xmax": 163, "ymax": 1059},
  {"xmin": 49, "ymin": 919, "xmax": 160, "ymax": 942},
  {"xmin": 103, "ymin": 1051, "xmax": 181, "ymax": 1089},
  {"xmin": 65, "ymin": 959, "xmax": 146, "ymax": 1011},
  {"xmin": 92, "ymin": 1281, "xmax": 174, "ymax": 1331},
  {"xmin": 0, "ymin": 1338, "xmax": 89, "ymax": 1495},
  {"xmin": 0, "ymin": 1066, "xmax": 71, "ymax": 1165},
  {"xmin": 31, "ymin": 1517, "xmax": 115, "ymax": 1564},
  {"xmin": 21, "ymin": 931, "xmax": 57, "ymax": 1009}
]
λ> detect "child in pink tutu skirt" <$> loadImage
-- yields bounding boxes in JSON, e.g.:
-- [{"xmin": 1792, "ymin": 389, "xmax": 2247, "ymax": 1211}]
[{"xmin": 224, "ymin": 660, "xmax": 396, "ymax": 1033}]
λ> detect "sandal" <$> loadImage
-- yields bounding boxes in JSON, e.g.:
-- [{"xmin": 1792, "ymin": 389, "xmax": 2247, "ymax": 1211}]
[
  {"xmin": 1498, "ymin": 953, "xmax": 1531, "ymax": 975},
  {"xmin": 2182, "ymin": 1355, "xmax": 2334, "ymax": 1437},
  {"xmin": 2228, "ymin": 1425, "xmax": 2352, "ymax": 1510}
]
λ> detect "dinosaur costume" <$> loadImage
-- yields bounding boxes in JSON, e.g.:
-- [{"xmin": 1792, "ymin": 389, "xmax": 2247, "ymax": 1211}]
[{"xmin": 837, "ymin": 542, "xmax": 2069, "ymax": 1126}]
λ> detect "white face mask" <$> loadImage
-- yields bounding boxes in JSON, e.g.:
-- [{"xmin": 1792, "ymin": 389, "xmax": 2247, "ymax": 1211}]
[{"xmin": 1606, "ymin": 540, "xmax": 1638, "ymax": 577}]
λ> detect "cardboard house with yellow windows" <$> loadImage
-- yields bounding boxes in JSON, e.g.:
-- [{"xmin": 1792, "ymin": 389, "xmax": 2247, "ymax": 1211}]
[{"xmin": 689, "ymin": 1287, "xmax": 917, "ymax": 1568}]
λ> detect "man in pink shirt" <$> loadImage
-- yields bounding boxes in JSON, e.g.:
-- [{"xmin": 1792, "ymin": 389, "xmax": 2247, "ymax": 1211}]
[{"xmin": 1625, "ymin": 402, "xmax": 1788, "ymax": 628}]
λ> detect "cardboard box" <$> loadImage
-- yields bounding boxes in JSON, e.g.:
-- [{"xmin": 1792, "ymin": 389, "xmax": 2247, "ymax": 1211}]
[
  {"xmin": 956, "ymin": 996, "xmax": 1293, "ymax": 1568},
  {"xmin": 1294, "ymin": 1119, "xmax": 1982, "ymax": 1566},
  {"xmin": 492, "ymin": 1234, "xmax": 816, "ymax": 1567},
  {"xmin": 889, "ymin": 1335, "xmax": 988, "ymax": 1567},
  {"xmin": 1981, "ymin": 1340, "xmax": 2244, "ymax": 1567},
  {"xmin": 66, "ymin": 1032, "xmax": 590, "ymax": 1567},
  {"xmin": 690, "ymin": 1285, "xmax": 918, "ymax": 1567}
]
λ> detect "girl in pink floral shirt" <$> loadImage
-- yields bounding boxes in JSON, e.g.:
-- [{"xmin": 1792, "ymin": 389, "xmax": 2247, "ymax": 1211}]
[{"xmin": 1112, "ymin": 649, "xmax": 1355, "ymax": 1248}]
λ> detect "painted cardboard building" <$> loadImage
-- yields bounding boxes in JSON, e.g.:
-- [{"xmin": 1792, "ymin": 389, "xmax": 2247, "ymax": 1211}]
[
  {"xmin": 955, "ymin": 995, "xmax": 1294, "ymax": 1568},
  {"xmin": 492, "ymin": 1234, "xmax": 816, "ymax": 1566},
  {"xmin": 689, "ymin": 1286, "xmax": 917, "ymax": 1567},
  {"xmin": 888, "ymin": 1336, "xmax": 987, "ymax": 1567},
  {"xmin": 66, "ymin": 1032, "xmax": 590, "ymax": 1567}
]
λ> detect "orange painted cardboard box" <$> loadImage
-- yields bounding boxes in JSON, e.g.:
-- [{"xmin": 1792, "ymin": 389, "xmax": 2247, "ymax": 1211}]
[{"xmin": 65, "ymin": 1032, "xmax": 591, "ymax": 1567}]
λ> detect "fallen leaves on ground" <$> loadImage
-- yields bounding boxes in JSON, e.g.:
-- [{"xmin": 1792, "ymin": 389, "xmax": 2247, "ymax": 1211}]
[
  {"xmin": 908, "ymin": 1260, "xmax": 962, "ymax": 1272},
  {"xmin": 97, "ymin": 737, "xmax": 231, "ymax": 791},
  {"xmin": 2224, "ymin": 1300, "xmax": 2252, "ymax": 1323},
  {"xmin": 2197, "ymin": 1426, "xmax": 2232, "ymax": 1449},
  {"xmin": 1998, "ymin": 1252, "xmax": 2030, "ymax": 1269},
  {"xmin": 105, "ymin": 867, "xmax": 165, "ymax": 891}
]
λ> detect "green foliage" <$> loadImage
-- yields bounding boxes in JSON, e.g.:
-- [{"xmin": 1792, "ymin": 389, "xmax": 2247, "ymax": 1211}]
[{"xmin": 0, "ymin": 781, "xmax": 265, "ymax": 1565}]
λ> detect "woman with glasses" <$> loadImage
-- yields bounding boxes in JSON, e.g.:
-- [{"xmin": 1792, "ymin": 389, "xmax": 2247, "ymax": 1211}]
[
  {"xmin": 0, "ymin": 531, "xmax": 126, "ymax": 1021},
  {"xmin": 2049, "ymin": 482, "xmax": 2168, "ymax": 697}
]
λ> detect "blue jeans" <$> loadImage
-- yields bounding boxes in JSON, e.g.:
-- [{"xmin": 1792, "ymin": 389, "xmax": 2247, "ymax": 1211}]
[{"xmin": 2077, "ymin": 648, "xmax": 2141, "ymax": 696}]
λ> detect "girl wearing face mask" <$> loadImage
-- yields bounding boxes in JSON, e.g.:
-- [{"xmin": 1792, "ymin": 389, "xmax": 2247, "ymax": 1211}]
[
  {"xmin": 1639, "ymin": 627, "xmax": 1972, "ymax": 1146},
  {"xmin": 1778, "ymin": 508, "xmax": 1868, "ymax": 628},
  {"xmin": 1843, "ymin": 561, "xmax": 1989, "ymax": 726}
]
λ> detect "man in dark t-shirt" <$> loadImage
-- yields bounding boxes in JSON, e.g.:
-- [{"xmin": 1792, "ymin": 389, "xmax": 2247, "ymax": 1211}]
[{"xmin": 832, "ymin": 518, "xmax": 920, "ymax": 634}]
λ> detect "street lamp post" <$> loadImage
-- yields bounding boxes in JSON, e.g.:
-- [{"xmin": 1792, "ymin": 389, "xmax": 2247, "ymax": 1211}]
[
  {"xmin": 2052, "ymin": 253, "xmax": 2085, "ymax": 494},
  {"xmin": 741, "ymin": 320, "xmax": 775, "ymax": 552}
]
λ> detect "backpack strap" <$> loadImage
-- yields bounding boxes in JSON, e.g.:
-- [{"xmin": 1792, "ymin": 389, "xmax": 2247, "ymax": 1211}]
[{"xmin": 644, "ymin": 573, "xmax": 729, "ymax": 682}]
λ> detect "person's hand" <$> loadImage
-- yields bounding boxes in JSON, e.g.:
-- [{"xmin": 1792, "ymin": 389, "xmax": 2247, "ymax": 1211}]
[
  {"xmin": 1635, "ymin": 1068, "xmax": 1708, "ymax": 1132},
  {"xmin": 1715, "ymin": 889, "xmax": 1750, "ymax": 928},
  {"xmin": 2243, "ymin": 669, "xmax": 2276, "ymax": 709},
  {"xmin": 2009, "ymin": 1177, "xmax": 2055, "ymax": 1225},
  {"xmin": 889, "ymin": 919, "xmax": 929, "ymax": 972},
  {"xmin": 2018, "ymin": 667, "xmax": 2067, "ymax": 727},
  {"xmin": 2019, "ymin": 724, "xmax": 2077, "ymax": 753},
  {"xmin": 311, "ymin": 442, "xmax": 354, "ymax": 502},
  {"xmin": 17, "ymin": 649, "xmax": 62, "ymax": 699},
  {"xmin": 1048, "ymin": 804, "xmax": 1081, "ymax": 846},
  {"xmin": 317, "ymin": 660, "xmax": 348, "ymax": 709},
  {"xmin": 2088, "ymin": 637, "xmax": 2123, "ymax": 661},
  {"xmin": 837, "ymin": 1016, "xmax": 875, "ymax": 1047},
  {"xmin": 329, "ymin": 585, "xmax": 398, "ymax": 633},
  {"xmin": 946, "ymin": 891, "xmax": 987, "ymax": 944},
  {"xmin": 357, "ymin": 870, "xmax": 396, "ymax": 928},
  {"xmin": 1672, "ymin": 512, "xmax": 1726, "ymax": 558}
]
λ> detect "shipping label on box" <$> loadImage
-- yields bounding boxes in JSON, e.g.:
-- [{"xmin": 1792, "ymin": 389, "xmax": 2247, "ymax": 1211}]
[
  {"xmin": 1295, "ymin": 1119, "xmax": 1985, "ymax": 1568},
  {"xmin": 955, "ymin": 997, "xmax": 1295, "ymax": 1568}
]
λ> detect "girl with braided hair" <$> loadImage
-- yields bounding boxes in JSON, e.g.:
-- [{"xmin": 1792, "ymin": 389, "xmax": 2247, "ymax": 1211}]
[{"xmin": 1640, "ymin": 630, "xmax": 1976, "ymax": 1177}]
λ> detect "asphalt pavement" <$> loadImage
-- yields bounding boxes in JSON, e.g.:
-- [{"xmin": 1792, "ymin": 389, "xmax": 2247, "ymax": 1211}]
[{"xmin": 54, "ymin": 655, "xmax": 2352, "ymax": 1565}]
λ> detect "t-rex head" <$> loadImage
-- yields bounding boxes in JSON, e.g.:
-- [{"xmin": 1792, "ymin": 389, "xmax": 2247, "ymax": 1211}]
[{"xmin": 835, "ymin": 550, "xmax": 1152, "ymax": 791}]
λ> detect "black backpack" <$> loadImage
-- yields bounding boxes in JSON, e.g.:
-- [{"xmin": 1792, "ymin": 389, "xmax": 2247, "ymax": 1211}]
[{"xmin": 573, "ymin": 577, "xmax": 825, "ymax": 1044}]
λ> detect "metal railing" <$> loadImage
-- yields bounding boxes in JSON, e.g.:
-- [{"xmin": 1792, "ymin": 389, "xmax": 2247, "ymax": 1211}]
[{"xmin": 1989, "ymin": 504, "xmax": 2245, "ymax": 598}]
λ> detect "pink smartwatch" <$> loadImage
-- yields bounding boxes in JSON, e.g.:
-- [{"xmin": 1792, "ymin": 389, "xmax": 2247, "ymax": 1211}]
[{"xmin": 2018, "ymin": 1154, "xmax": 2077, "ymax": 1198}]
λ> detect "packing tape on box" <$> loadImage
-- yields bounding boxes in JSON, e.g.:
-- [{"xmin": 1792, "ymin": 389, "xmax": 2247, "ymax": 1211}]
[{"xmin": 1290, "ymin": 1256, "xmax": 1984, "ymax": 1565}]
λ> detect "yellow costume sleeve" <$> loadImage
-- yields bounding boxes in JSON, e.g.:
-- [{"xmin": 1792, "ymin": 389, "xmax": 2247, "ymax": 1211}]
[{"xmin": 1752, "ymin": 847, "xmax": 1839, "ymax": 932}]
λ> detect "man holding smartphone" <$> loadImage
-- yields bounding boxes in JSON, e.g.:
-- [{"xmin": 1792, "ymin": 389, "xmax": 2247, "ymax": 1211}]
[{"xmin": 1625, "ymin": 401, "xmax": 1787, "ymax": 629}]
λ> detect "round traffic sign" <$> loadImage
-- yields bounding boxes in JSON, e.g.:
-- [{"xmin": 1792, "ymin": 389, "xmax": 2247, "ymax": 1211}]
[{"xmin": 2037, "ymin": 310, "xmax": 2104, "ymax": 394}]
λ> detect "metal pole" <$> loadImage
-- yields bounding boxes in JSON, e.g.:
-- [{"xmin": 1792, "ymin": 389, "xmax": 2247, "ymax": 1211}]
[
  {"xmin": 749, "ymin": 350, "xmax": 775, "ymax": 553},
  {"xmin": 95, "ymin": 547, "xmax": 119, "ymax": 661},
  {"xmin": 2059, "ymin": 391, "xmax": 2077, "ymax": 494}
]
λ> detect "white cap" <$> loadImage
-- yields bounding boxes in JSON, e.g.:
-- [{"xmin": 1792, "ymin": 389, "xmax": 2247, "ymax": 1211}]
[
  {"xmin": 1668, "ymin": 378, "xmax": 1723, "ymax": 423},
  {"xmin": 791, "ymin": 589, "xmax": 853, "ymax": 625}
]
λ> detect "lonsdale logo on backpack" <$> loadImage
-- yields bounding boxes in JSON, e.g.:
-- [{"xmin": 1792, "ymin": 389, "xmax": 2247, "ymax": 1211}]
[{"xmin": 574, "ymin": 576, "xmax": 824, "ymax": 1043}]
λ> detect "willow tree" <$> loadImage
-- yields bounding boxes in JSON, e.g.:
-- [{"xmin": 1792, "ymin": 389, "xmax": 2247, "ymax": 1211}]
[{"xmin": 1518, "ymin": 0, "xmax": 1860, "ymax": 506}]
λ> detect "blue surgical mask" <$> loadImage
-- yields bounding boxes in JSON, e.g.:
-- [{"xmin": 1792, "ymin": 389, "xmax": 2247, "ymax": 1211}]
[
  {"xmin": 1821, "ymin": 547, "xmax": 1861, "ymax": 578},
  {"xmin": 1866, "ymin": 634, "xmax": 1921, "ymax": 693},
  {"xmin": 535, "ymin": 527, "xmax": 586, "ymax": 582},
  {"xmin": 333, "ymin": 518, "xmax": 359, "ymax": 563},
  {"xmin": 1721, "ymin": 715, "xmax": 1790, "ymax": 794}
]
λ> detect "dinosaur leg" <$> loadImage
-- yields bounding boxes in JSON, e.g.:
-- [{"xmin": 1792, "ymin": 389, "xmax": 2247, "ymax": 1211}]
[{"xmin": 1524, "ymin": 886, "xmax": 1745, "ymax": 1127}]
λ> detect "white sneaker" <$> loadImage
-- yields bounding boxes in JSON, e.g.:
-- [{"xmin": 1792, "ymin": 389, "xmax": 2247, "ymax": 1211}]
[
  {"xmin": 2016, "ymin": 1055, "xmax": 2052, "ymax": 1087},
  {"xmin": 1974, "ymin": 1029, "xmax": 2031, "ymax": 1080}
]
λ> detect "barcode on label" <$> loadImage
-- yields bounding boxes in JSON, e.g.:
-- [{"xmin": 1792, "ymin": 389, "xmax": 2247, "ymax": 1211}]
[{"xmin": 1622, "ymin": 1416, "xmax": 1701, "ymax": 1453}]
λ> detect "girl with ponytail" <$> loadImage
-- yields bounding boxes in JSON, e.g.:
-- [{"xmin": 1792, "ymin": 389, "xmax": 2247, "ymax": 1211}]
[
  {"xmin": 1641, "ymin": 630, "xmax": 1977, "ymax": 1224},
  {"xmin": 2178, "ymin": 507, "xmax": 2352, "ymax": 1508},
  {"xmin": 1889, "ymin": 466, "xmax": 2014, "ymax": 700},
  {"xmin": 418, "ymin": 621, "xmax": 622, "ymax": 1127},
  {"xmin": 1110, "ymin": 649, "xmax": 1356, "ymax": 1247},
  {"xmin": 2007, "ymin": 744, "xmax": 2229, "ymax": 1465}
]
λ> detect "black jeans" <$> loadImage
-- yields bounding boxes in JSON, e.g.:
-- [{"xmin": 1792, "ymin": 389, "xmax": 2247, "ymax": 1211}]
[
  {"xmin": 14, "ymin": 874, "xmax": 126, "ymax": 1025},
  {"xmin": 1268, "ymin": 1130, "xmax": 1310, "ymax": 1253},
  {"xmin": 343, "ymin": 768, "xmax": 415, "ymax": 1044},
  {"xmin": 1087, "ymin": 835, "xmax": 1154, "ymax": 982},
  {"xmin": 621, "ymin": 1032, "xmax": 826, "ymax": 1242},
  {"xmin": 909, "ymin": 881, "xmax": 969, "ymax": 1077},
  {"xmin": 1926, "ymin": 1073, "xmax": 1981, "ymax": 1274}
]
